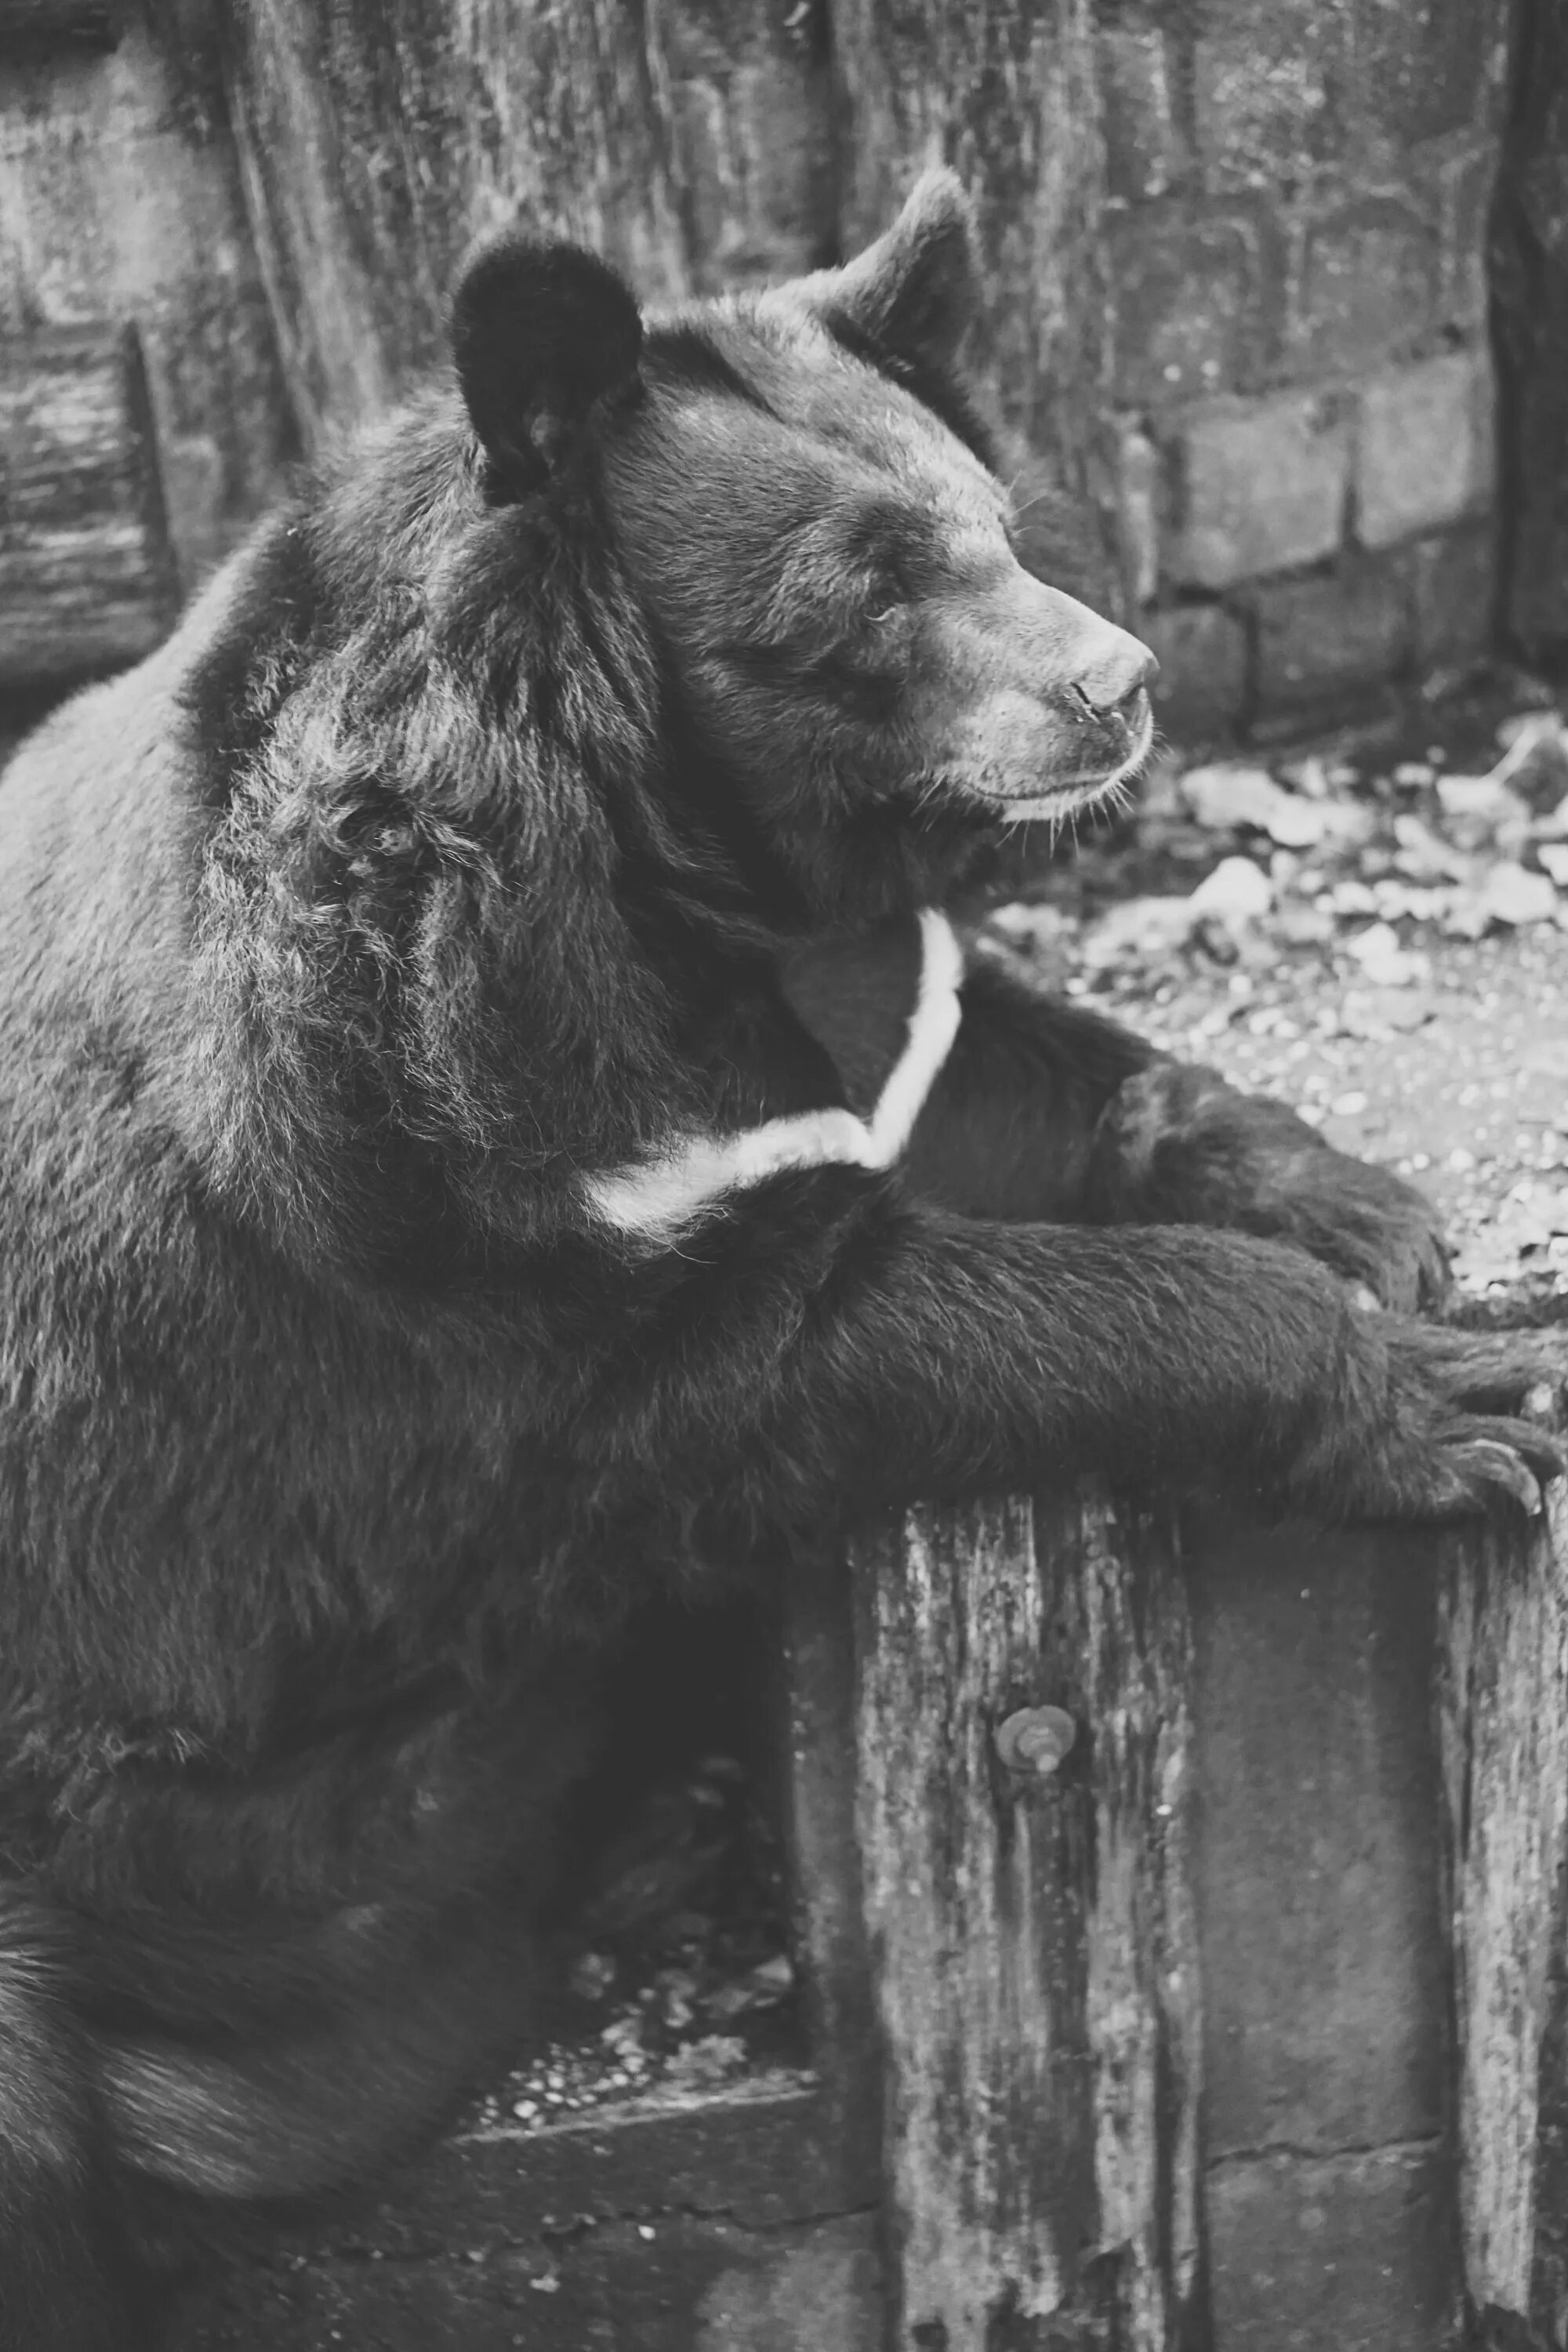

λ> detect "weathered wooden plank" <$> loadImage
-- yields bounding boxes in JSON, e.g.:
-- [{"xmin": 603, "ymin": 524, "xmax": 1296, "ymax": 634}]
[
  {"xmin": 218, "ymin": 0, "xmax": 832, "ymax": 452},
  {"xmin": 0, "ymin": 321, "xmax": 178, "ymax": 686},
  {"xmin": 854, "ymin": 1486, "xmax": 1200, "ymax": 2350},
  {"xmin": 0, "ymin": 13, "xmax": 296, "ymax": 594},
  {"xmin": 830, "ymin": 0, "xmax": 1123, "ymax": 608},
  {"xmin": 1189, "ymin": 1508, "xmax": 1457, "ymax": 2349},
  {"xmin": 1439, "ymin": 1483, "xmax": 1568, "ymax": 2348},
  {"xmin": 354, "ymin": 2075, "xmax": 858, "ymax": 2253}
]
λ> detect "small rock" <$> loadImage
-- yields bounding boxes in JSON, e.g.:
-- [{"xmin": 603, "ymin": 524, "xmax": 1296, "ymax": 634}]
[
  {"xmin": 1392, "ymin": 812, "xmax": 1470, "ymax": 884},
  {"xmin": 1372, "ymin": 880, "xmax": 1451, "ymax": 924},
  {"xmin": 1329, "ymin": 1090, "xmax": 1370, "ymax": 1118},
  {"xmin": 1436, "ymin": 773, "xmax": 1531, "ymax": 850},
  {"xmin": 1537, "ymin": 843, "xmax": 1568, "ymax": 887},
  {"xmin": 1264, "ymin": 797, "xmax": 1339, "ymax": 850},
  {"xmin": 1272, "ymin": 902, "xmax": 1338, "ymax": 948},
  {"xmin": 1327, "ymin": 880, "xmax": 1379, "ymax": 919},
  {"xmin": 1479, "ymin": 861, "xmax": 1559, "ymax": 927},
  {"xmin": 1182, "ymin": 762, "xmax": 1282, "ymax": 832},
  {"xmin": 664, "ymin": 2035, "xmax": 747, "ymax": 2091},
  {"xmin": 1344, "ymin": 921, "xmax": 1428, "ymax": 987},
  {"xmin": 1392, "ymin": 761, "xmax": 1435, "ymax": 788},
  {"xmin": 1336, "ymin": 987, "xmax": 1436, "ymax": 1038},
  {"xmin": 1441, "ymin": 892, "xmax": 1490, "ymax": 941},
  {"xmin": 1491, "ymin": 711, "xmax": 1568, "ymax": 811},
  {"xmin": 1189, "ymin": 856, "xmax": 1272, "ymax": 923}
]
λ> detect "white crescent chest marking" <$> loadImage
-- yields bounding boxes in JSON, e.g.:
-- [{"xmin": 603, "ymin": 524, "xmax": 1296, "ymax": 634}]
[{"xmin": 583, "ymin": 908, "xmax": 964, "ymax": 1245}]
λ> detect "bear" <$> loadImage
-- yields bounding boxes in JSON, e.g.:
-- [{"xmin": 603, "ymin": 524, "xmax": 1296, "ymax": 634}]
[{"xmin": 0, "ymin": 168, "xmax": 1559, "ymax": 2347}]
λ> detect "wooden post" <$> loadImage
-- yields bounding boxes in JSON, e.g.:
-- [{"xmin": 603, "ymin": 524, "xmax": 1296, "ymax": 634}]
[
  {"xmin": 853, "ymin": 1486, "xmax": 1202, "ymax": 2349},
  {"xmin": 1440, "ymin": 1486, "xmax": 1568, "ymax": 2349}
]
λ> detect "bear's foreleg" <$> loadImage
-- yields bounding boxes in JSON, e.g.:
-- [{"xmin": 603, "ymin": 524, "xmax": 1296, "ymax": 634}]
[
  {"xmin": 1083, "ymin": 1059, "xmax": 1450, "ymax": 1311},
  {"xmin": 591, "ymin": 1187, "xmax": 1558, "ymax": 1533},
  {"xmin": 903, "ymin": 954, "xmax": 1155, "ymax": 1219},
  {"xmin": 906, "ymin": 957, "xmax": 1447, "ymax": 1310}
]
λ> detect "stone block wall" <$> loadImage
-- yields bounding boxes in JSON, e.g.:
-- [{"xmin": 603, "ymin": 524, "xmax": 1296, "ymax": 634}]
[{"xmin": 1099, "ymin": 0, "xmax": 1512, "ymax": 742}]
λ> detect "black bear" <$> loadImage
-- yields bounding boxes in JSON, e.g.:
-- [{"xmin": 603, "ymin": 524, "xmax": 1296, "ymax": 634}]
[{"xmin": 0, "ymin": 169, "xmax": 1557, "ymax": 2346}]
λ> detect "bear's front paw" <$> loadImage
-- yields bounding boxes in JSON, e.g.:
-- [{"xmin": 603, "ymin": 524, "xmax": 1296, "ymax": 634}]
[
  {"xmin": 1287, "ymin": 1314, "xmax": 1567, "ymax": 1524},
  {"xmin": 1089, "ymin": 1061, "xmax": 1450, "ymax": 1312},
  {"xmin": 1279, "ymin": 1152, "xmax": 1450, "ymax": 1315}
]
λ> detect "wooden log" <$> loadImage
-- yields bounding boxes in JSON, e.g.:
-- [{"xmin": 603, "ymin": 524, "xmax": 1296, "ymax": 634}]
[
  {"xmin": 830, "ymin": 0, "xmax": 1126, "ymax": 610},
  {"xmin": 0, "ymin": 321, "xmax": 178, "ymax": 689},
  {"xmin": 1439, "ymin": 1483, "xmax": 1568, "ymax": 2348},
  {"xmin": 218, "ymin": 0, "xmax": 833, "ymax": 451},
  {"xmin": 854, "ymin": 1486, "xmax": 1201, "ymax": 2350}
]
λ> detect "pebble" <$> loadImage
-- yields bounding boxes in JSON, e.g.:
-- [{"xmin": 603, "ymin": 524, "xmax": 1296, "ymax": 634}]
[
  {"xmin": 1479, "ymin": 862, "xmax": 1559, "ymax": 927},
  {"xmin": 1189, "ymin": 856, "xmax": 1272, "ymax": 922}
]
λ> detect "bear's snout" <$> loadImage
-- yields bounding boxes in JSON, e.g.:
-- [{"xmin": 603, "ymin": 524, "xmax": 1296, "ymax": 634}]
[{"xmin": 917, "ymin": 574, "xmax": 1157, "ymax": 819}]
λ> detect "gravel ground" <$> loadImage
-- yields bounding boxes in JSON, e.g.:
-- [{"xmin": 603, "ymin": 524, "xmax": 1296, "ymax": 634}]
[{"xmin": 982, "ymin": 679, "xmax": 1568, "ymax": 1304}]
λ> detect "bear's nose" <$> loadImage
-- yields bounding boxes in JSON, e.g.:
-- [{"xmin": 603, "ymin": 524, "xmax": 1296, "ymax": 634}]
[{"xmin": 1067, "ymin": 630, "xmax": 1160, "ymax": 720}]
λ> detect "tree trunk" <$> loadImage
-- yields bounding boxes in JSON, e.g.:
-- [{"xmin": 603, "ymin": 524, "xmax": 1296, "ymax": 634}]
[{"xmin": 218, "ymin": 0, "xmax": 835, "ymax": 452}]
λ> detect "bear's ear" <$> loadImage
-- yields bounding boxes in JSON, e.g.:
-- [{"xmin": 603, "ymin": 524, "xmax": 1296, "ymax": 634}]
[
  {"xmin": 450, "ymin": 234, "xmax": 643, "ymax": 493},
  {"xmin": 813, "ymin": 169, "xmax": 978, "ymax": 374}
]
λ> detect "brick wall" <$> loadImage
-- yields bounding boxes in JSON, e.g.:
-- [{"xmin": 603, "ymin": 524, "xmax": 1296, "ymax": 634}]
[{"xmin": 1099, "ymin": 0, "xmax": 1512, "ymax": 742}]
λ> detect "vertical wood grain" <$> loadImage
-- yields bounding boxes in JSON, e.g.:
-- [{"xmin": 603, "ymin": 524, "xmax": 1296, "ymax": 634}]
[
  {"xmin": 219, "ymin": 0, "xmax": 833, "ymax": 452},
  {"xmin": 1440, "ymin": 1485, "xmax": 1568, "ymax": 2347},
  {"xmin": 0, "ymin": 323, "xmax": 178, "ymax": 684},
  {"xmin": 829, "ymin": 0, "xmax": 1123, "ymax": 604},
  {"xmin": 854, "ymin": 1486, "xmax": 1200, "ymax": 2350}
]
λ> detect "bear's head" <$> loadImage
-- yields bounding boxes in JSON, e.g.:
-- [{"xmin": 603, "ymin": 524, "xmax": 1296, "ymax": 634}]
[
  {"xmin": 187, "ymin": 176, "xmax": 1157, "ymax": 1259},
  {"xmin": 449, "ymin": 170, "xmax": 1155, "ymax": 919}
]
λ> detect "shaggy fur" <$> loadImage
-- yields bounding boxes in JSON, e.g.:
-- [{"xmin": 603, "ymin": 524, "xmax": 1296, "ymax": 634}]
[{"xmin": 0, "ymin": 171, "xmax": 1559, "ymax": 2346}]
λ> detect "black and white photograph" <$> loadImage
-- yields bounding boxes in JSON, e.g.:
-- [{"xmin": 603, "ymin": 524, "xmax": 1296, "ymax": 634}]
[{"xmin": 3, "ymin": 4, "xmax": 1568, "ymax": 2346}]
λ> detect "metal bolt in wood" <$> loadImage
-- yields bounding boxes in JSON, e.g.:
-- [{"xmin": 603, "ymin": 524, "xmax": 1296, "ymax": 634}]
[{"xmin": 994, "ymin": 1704, "xmax": 1076, "ymax": 1779}]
